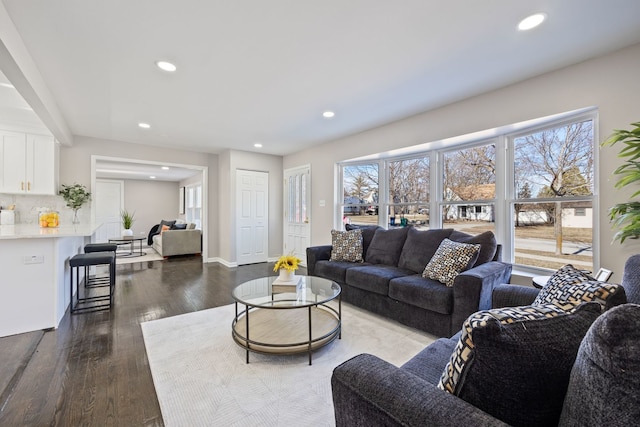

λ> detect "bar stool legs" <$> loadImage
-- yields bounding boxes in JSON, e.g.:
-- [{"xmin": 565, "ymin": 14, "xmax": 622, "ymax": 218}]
[
  {"xmin": 83, "ymin": 243, "xmax": 118, "ymax": 288},
  {"xmin": 69, "ymin": 251, "xmax": 116, "ymax": 314}
]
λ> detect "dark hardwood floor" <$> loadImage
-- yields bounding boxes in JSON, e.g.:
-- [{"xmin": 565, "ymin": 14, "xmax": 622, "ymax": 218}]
[{"xmin": 0, "ymin": 257, "xmax": 293, "ymax": 426}]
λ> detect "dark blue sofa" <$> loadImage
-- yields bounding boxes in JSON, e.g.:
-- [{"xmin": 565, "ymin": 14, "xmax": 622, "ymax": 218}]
[{"xmin": 306, "ymin": 225, "xmax": 512, "ymax": 337}]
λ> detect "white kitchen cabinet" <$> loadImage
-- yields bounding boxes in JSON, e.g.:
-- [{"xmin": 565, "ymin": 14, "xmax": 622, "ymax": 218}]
[{"xmin": 0, "ymin": 130, "xmax": 58, "ymax": 195}]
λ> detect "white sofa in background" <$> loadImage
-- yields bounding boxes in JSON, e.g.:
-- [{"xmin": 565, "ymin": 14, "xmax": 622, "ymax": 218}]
[{"xmin": 152, "ymin": 224, "xmax": 201, "ymax": 257}]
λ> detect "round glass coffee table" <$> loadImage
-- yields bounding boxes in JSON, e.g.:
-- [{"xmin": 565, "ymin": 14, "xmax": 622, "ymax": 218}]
[{"xmin": 231, "ymin": 275, "xmax": 341, "ymax": 365}]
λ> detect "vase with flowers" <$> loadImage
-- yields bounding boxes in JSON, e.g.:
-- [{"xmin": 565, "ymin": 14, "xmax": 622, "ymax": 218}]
[{"xmin": 273, "ymin": 253, "xmax": 302, "ymax": 282}]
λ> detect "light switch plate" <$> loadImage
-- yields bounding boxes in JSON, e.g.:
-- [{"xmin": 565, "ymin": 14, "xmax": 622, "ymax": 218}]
[{"xmin": 23, "ymin": 255, "xmax": 44, "ymax": 264}]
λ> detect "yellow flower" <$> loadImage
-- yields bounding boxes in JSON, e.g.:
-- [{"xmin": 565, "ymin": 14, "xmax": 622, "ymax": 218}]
[{"xmin": 273, "ymin": 254, "xmax": 302, "ymax": 272}]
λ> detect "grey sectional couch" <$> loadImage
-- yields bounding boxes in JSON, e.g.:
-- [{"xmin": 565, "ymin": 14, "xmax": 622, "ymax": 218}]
[{"xmin": 306, "ymin": 225, "xmax": 512, "ymax": 337}]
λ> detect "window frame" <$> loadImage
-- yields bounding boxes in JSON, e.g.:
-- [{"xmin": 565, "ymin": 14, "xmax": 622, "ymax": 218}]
[{"xmin": 337, "ymin": 109, "xmax": 599, "ymax": 274}]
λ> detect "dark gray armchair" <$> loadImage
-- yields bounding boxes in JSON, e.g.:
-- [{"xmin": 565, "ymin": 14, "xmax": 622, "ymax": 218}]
[{"xmin": 332, "ymin": 255, "xmax": 640, "ymax": 426}]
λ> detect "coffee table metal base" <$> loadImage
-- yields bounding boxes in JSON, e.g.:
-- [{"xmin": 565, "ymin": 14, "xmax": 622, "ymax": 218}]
[{"xmin": 232, "ymin": 301, "xmax": 341, "ymax": 365}]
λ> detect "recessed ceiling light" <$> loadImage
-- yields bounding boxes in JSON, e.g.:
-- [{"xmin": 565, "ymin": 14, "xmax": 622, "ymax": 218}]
[
  {"xmin": 149, "ymin": 175, "xmax": 156, "ymax": 179},
  {"xmin": 161, "ymin": 166, "xmax": 170, "ymax": 170},
  {"xmin": 323, "ymin": 111, "xmax": 335, "ymax": 118},
  {"xmin": 254, "ymin": 143, "xmax": 263, "ymax": 148},
  {"xmin": 138, "ymin": 122, "xmax": 151, "ymax": 129},
  {"xmin": 518, "ymin": 13, "xmax": 546, "ymax": 31},
  {"xmin": 155, "ymin": 60, "xmax": 177, "ymax": 72}
]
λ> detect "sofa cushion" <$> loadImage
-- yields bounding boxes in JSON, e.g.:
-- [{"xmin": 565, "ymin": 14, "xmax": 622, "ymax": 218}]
[
  {"xmin": 171, "ymin": 223, "xmax": 187, "ymax": 230},
  {"xmin": 533, "ymin": 264, "xmax": 625, "ymax": 311},
  {"xmin": 160, "ymin": 219, "xmax": 176, "ymax": 229},
  {"xmin": 559, "ymin": 303, "xmax": 640, "ymax": 427},
  {"xmin": 397, "ymin": 228, "xmax": 454, "ymax": 273},
  {"xmin": 314, "ymin": 260, "xmax": 367, "ymax": 284},
  {"xmin": 389, "ymin": 275, "xmax": 454, "ymax": 314},
  {"xmin": 346, "ymin": 224, "xmax": 382, "ymax": 257},
  {"xmin": 422, "ymin": 239, "xmax": 480, "ymax": 286},
  {"xmin": 438, "ymin": 302, "xmax": 601, "ymax": 427},
  {"xmin": 346, "ymin": 265, "xmax": 412, "ymax": 296},
  {"xmin": 330, "ymin": 229, "xmax": 364, "ymax": 262},
  {"xmin": 365, "ymin": 227, "xmax": 410, "ymax": 266},
  {"xmin": 450, "ymin": 230, "xmax": 497, "ymax": 267},
  {"xmin": 402, "ymin": 337, "xmax": 458, "ymax": 385}
]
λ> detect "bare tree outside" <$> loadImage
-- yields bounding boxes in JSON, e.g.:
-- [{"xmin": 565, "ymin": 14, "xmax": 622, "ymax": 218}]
[
  {"xmin": 514, "ymin": 120, "xmax": 594, "ymax": 255},
  {"xmin": 442, "ymin": 144, "xmax": 496, "ymax": 224},
  {"xmin": 343, "ymin": 164, "xmax": 379, "ymax": 217},
  {"xmin": 389, "ymin": 157, "xmax": 429, "ymax": 218}
]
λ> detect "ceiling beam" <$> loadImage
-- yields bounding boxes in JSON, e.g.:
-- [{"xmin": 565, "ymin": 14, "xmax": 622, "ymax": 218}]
[{"xmin": 0, "ymin": 2, "xmax": 73, "ymax": 145}]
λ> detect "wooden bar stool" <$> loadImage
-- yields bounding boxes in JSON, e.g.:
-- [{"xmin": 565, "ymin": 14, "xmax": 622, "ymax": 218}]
[{"xmin": 69, "ymin": 252, "xmax": 116, "ymax": 314}]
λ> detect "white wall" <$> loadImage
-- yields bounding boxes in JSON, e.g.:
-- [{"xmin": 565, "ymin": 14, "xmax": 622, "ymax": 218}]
[
  {"xmin": 218, "ymin": 149, "xmax": 283, "ymax": 265},
  {"xmin": 123, "ymin": 179, "xmax": 180, "ymax": 240},
  {"xmin": 60, "ymin": 138, "xmax": 282, "ymax": 265},
  {"xmin": 284, "ymin": 43, "xmax": 640, "ymax": 279},
  {"xmin": 60, "ymin": 136, "xmax": 218, "ymax": 259}
]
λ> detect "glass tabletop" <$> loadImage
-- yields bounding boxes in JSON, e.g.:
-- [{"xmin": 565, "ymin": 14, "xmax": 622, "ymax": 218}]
[{"xmin": 232, "ymin": 275, "xmax": 340, "ymax": 308}]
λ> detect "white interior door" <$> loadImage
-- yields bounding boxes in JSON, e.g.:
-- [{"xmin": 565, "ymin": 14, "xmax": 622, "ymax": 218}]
[
  {"xmin": 236, "ymin": 170, "xmax": 268, "ymax": 265},
  {"xmin": 284, "ymin": 165, "xmax": 310, "ymax": 266},
  {"xmin": 95, "ymin": 179, "xmax": 124, "ymax": 242}
]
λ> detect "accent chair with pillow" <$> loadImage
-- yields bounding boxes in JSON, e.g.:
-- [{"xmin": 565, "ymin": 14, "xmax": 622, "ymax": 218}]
[{"xmin": 331, "ymin": 262, "xmax": 636, "ymax": 426}]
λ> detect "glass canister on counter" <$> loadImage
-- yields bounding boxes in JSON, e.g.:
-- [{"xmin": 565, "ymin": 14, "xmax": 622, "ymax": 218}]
[{"xmin": 39, "ymin": 210, "xmax": 60, "ymax": 228}]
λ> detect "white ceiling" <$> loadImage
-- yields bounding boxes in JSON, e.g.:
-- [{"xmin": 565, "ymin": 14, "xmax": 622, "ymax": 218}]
[
  {"xmin": 2, "ymin": 1, "xmax": 640, "ymax": 157},
  {"xmin": 95, "ymin": 159, "xmax": 200, "ymax": 182}
]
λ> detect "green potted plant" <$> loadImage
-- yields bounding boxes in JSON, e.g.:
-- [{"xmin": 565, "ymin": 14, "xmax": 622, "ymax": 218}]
[
  {"xmin": 59, "ymin": 183, "xmax": 91, "ymax": 224},
  {"xmin": 602, "ymin": 121, "xmax": 640, "ymax": 242},
  {"xmin": 121, "ymin": 209, "xmax": 135, "ymax": 236}
]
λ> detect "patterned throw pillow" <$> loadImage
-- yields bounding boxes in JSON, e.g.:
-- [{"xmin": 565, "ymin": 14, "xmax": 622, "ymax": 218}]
[
  {"xmin": 330, "ymin": 229, "xmax": 364, "ymax": 262},
  {"xmin": 533, "ymin": 264, "xmax": 623, "ymax": 311},
  {"xmin": 422, "ymin": 238, "xmax": 480, "ymax": 286},
  {"xmin": 437, "ymin": 302, "xmax": 601, "ymax": 426}
]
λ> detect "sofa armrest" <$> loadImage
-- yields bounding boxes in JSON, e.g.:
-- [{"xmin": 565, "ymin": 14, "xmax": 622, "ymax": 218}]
[
  {"xmin": 492, "ymin": 283, "xmax": 540, "ymax": 308},
  {"xmin": 154, "ymin": 229, "xmax": 202, "ymax": 257},
  {"xmin": 450, "ymin": 261, "xmax": 513, "ymax": 334},
  {"xmin": 306, "ymin": 245, "xmax": 332, "ymax": 276},
  {"xmin": 332, "ymin": 354, "xmax": 509, "ymax": 427}
]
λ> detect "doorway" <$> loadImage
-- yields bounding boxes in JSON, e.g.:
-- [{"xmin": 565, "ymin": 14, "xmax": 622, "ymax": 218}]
[
  {"xmin": 94, "ymin": 179, "xmax": 124, "ymax": 241},
  {"xmin": 236, "ymin": 169, "xmax": 268, "ymax": 265},
  {"xmin": 284, "ymin": 165, "xmax": 310, "ymax": 266},
  {"xmin": 91, "ymin": 155, "xmax": 208, "ymax": 261}
]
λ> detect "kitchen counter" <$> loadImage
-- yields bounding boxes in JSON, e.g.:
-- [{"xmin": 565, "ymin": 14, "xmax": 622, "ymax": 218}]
[
  {"xmin": 0, "ymin": 223, "xmax": 100, "ymax": 239},
  {"xmin": 0, "ymin": 222, "xmax": 103, "ymax": 337}
]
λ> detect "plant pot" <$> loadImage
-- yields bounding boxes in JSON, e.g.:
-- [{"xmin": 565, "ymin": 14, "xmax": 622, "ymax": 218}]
[
  {"xmin": 278, "ymin": 269, "xmax": 294, "ymax": 282},
  {"xmin": 123, "ymin": 229, "xmax": 134, "ymax": 237}
]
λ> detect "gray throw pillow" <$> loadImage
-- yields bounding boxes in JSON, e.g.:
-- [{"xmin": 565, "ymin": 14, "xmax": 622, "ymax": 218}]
[{"xmin": 438, "ymin": 302, "xmax": 601, "ymax": 427}]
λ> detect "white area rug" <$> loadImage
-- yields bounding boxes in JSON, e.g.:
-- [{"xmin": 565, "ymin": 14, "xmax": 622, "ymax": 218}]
[
  {"xmin": 141, "ymin": 303, "xmax": 436, "ymax": 426},
  {"xmin": 116, "ymin": 247, "xmax": 163, "ymax": 265}
]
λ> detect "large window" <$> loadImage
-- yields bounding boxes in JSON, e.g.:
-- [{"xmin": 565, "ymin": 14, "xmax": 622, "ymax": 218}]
[
  {"xmin": 441, "ymin": 143, "xmax": 496, "ymax": 235},
  {"xmin": 338, "ymin": 111, "xmax": 597, "ymax": 273},
  {"xmin": 512, "ymin": 119, "xmax": 594, "ymax": 270},
  {"xmin": 185, "ymin": 184, "xmax": 202, "ymax": 229},
  {"xmin": 341, "ymin": 163, "xmax": 379, "ymax": 226},
  {"xmin": 388, "ymin": 156, "xmax": 430, "ymax": 228}
]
